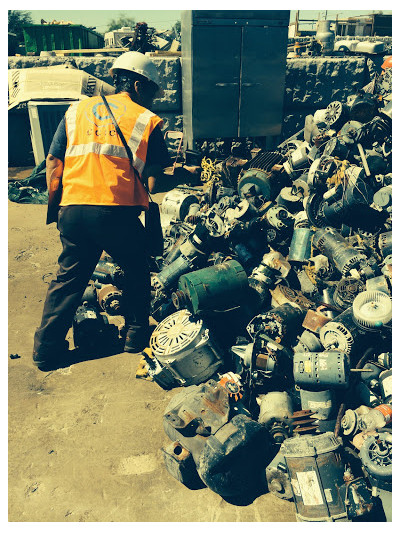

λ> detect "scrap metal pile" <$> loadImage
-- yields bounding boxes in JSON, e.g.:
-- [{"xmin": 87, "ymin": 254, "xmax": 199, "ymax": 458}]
[{"xmin": 75, "ymin": 80, "xmax": 392, "ymax": 520}]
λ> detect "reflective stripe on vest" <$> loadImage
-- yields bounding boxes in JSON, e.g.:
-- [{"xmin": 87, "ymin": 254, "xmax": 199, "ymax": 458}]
[{"xmin": 64, "ymin": 101, "xmax": 80, "ymax": 145}]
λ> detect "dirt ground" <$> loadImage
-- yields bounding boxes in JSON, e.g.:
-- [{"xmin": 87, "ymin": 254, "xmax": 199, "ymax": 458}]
[{"xmin": 8, "ymin": 167, "xmax": 296, "ymax": 522}]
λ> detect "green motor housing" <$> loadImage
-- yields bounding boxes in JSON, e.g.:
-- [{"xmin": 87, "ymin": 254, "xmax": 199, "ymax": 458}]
[{"xmin": 172, "ymin": 260, "xmax": 249, "ymax": 315}]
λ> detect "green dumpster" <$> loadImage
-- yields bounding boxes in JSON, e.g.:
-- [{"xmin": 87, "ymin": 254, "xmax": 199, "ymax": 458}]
[{"xmin": 22, "ymin": 24, "xmax": 104, "ymax": 56}]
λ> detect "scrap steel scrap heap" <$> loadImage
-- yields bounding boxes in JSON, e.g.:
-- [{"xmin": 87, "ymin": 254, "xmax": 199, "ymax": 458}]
[{"xmin": 76, "ymin": 69, "xmax": 392, "ymax": 521}]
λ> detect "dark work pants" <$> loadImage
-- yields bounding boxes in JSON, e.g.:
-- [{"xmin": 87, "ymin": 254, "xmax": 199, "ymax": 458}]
[{"xmin": 33, "ymin": 205, "xmax": 150, "ymax": 357}]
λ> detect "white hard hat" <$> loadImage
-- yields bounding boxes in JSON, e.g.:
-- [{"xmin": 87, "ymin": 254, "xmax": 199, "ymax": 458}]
[{"xmin": 109, "ymin": 51, "xmax": 162, "ymax": 93}]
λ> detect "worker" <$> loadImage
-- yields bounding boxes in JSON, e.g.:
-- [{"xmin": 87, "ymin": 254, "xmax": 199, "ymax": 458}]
[{"xmin": 33, "ymin": 51, "xmax": 193, "ymax": 371}]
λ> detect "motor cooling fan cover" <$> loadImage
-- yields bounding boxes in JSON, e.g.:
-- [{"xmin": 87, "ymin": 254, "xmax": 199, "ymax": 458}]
[
  {"xmin": 149, "ymin": 310, "xmax": 224, "ymax": 386},
  {"xmin": 319, "ymin": 321, "xmax": 354, "ymax": 355},
  {"xmin": 150, "ymin": 309, "xmax": 205, "ymax": 358}
]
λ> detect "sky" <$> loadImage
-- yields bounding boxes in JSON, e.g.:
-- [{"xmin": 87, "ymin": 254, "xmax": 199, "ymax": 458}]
[{"xmin": 22, "ymin": 6, "xmax": 393, "ymax": 34}]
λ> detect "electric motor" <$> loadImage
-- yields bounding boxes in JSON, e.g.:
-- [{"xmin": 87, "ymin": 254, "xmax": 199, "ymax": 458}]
[
  {"xmin": 299, "ymin": 388, "xmax": 335, "ymax": 421},
  {"xmin": 265, "ymin": 452, "xmax": 292, "ymax": 500},
  {"xmin": 161, "ymin": 189, "xmax": 200, "ymax": 221},
  {"xmin": 73, "ymin": 302, "xmax": 111, "ymax": 351},
  {"xmin": 97, "ymin": 284, "xmax": 123, "ymax": 315},
  {"xmin": 247, "ymin": 303, "xmax": 306, "ymax": 344},
  {"xmin": 378, "ymin": 231, "xmax": 392, "ymax": 258},
  {"xmin": 81, "ymin": 284, "xmax": 98, "ymax": 307},
  {"xmin": 360, "ymin": 431, "xmax": 392, "ymax": 494},
  {"xmin": 339, "ymin": 120, "xmax": 363, "ymax": 145},
  {"xmin": 324, "ymin": 100, "xmax": 349, "ymax": 131},
  {"xmin": 281, "ymin": 432, "xmax": 349, "ymax": 522},
  {"xmin": 251, "ymin": 332, "xmax": 293, "ymax": 380},
  {"xmin": 258, "ymin": 391, "xmax": 293, "ymax": 444},
  {"xmin": 354, "ymin": 382, "xmax": 381, "ymax": 408},
  {"xmin": 377, "ymin": 352, "xmax": 391, "ymax": 369},
  {"xmin": 332, "ymin": 278, "xmax": 366, "ymax": 311},
  {"xmin": 288, "ymin": 228, "xmax": 313, "ymax": 263},
  {"xmin": 293, "ymin": 351, "xmax": 350, "ymax": 389},
  {"xmin": 248, "ymin": 259, "xmax": 278, "ymax": 308},
  {"xmin": 172, "ymin": 260, "xmax": 249, "ymax": 315},
  {"xmin": 153, "ymin": 235, "xmax": 207, "ymax": 290},
  {"xmin": 349, "ymin": 93, "xmax": 379, "ymax": 123},
  {"xmin": 149, "ymin": 310, "xmax": 223, "ymax": 387},
  {"xmin": 162, "ymin": 380, "xmax": 268, "ymax": 499},
  {"xmin": 276, "ymin": 187, "xmax": 303, "ymax": 213},
  {"xmin": 313, "ymin": 227, "xmax": 367, "ymax": 276},
  {"xmin": 238, "ymin": 169, "xmax": 282, "ymax": 201},
  {"xmin": 323, "ymin": 137, "xmax": 351, "ymax": 160},
  {"xmin": 319, "ymin": 307, "xmax": 366, "ymax": 357},
  {"xmin": 91, "ymin": 259, "xmax": 124, "ymax": 286},
  {"xmin": 263, "ymin": 204, "xmax": 292, "ymax": 230},
  {"xmin": 379, "ymin": 369, "xmax": 392, "ymax": 404},
  {"xmin": 293, "ymin": 330, "xmax": 323, "ymax": 353}
]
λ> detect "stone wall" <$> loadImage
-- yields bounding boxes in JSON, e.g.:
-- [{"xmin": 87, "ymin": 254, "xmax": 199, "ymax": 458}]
[
  {"xmin": 281, "ymin": 56, "xmax": 378, "ymax": 137},
  {"xmin": 8, "ymin": 54, "xmax": 382, "ymax": 164}
]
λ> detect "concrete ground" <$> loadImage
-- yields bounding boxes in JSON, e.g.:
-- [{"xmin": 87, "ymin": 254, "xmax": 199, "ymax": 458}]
[{"xmin": 8, "ymin": 168, "xmax": 296, "ymax": 522}]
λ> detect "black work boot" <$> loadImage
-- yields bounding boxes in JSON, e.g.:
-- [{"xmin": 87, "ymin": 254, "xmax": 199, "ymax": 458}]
[
  {"xmin": 124, "ymin": 325, "xmax": 151, "ymax": 353},
  {"xmin": 32, "ymin": 340, "xmax": 70, "ymax": 372}
]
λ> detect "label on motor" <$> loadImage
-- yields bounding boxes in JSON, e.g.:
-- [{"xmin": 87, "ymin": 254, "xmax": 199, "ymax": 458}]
[
  {"xmin": 304, "ymin": 360, "xmax": 312, "ymax": 373},
  {"xmin": 306, "ymin": 400, "xmax": 332, "ymax": 409},
  {"xmin": 296, "ymin": 471, "xmax": 324, "ymax": 506},
  {"xmin": 374, "ymin": 403, "xmax": 392, "ymax": 423},
  {"xmin": 85, "ymin": 310, "xmax": 97, "ymax": 319}
]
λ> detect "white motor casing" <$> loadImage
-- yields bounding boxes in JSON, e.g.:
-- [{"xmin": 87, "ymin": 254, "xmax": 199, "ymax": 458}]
[
  {"xmin": 258, "ymin": 392, "xmax": 293, "ymax": 426},
  {"xmin": 150, "ymin": 310, "xmax": 223, "ymax": 386},
  {"xmin": 161, "ymin": 189, "xmax": 199, "ymax": 221}
]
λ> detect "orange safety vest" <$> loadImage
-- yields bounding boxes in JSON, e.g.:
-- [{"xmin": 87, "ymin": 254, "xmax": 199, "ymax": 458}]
[{"xmin": 60, "ymin": 92, "xmax": 163, "ymax": 208}]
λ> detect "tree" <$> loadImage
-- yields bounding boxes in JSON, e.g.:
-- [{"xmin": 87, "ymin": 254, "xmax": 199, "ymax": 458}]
[
  {"xmin": 107, "ymin": 13, "xmax": 136, "ymax": 32},
  {"xmin": 8, "ymin": 10, "xmax": 33, "ymax": 42},
  {"xmin": 173, "ymin": 20, "xmax": 181, "ymax": 37}
]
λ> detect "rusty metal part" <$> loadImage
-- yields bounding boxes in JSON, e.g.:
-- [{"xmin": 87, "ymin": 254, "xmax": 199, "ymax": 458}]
[
  {"xmin": 270, "ymin": 285, "xmax": 314, "ymax": 310},
  {"xmin": 185, "ymin": 213, "xmax": 201, "ymax": 224},
  {"xmin": 343, "ymin": 476, "xmax": 375, "ymax": 517},
  {"xmin": 164, "ymin": 380, "xmax": 231, "ymax": 438},
  {"xmin": 289, "ymin": 410, "xmax": 319, "ymax": 435},
  {"xmin": 302, "ymin": 309, "xmax": 331, "ymax": 334},
  {"xmin": 255, "ymin": 352, "xmax": 277, "ymax": 371},
  {"xmin": 97, "ymin": 284, "xmax": 123, "ymax": 315}
]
